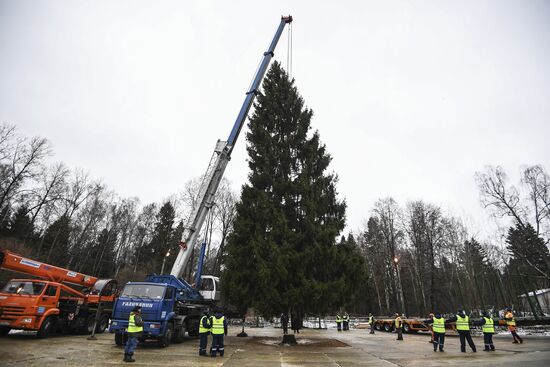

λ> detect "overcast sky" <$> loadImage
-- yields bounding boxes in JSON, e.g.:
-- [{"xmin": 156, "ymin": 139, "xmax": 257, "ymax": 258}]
[{"xmin": 1, "ymin": 0, "xmax": 549, "ymax": 240}]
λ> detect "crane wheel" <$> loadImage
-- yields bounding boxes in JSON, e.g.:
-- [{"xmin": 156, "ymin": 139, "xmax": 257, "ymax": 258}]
[
  {"xmin": 157, "ymin": 323, "xmax": 173, "ymax": 348},
  {"xmin": 0, "ymin": 326, "xmax": 11, "ymax": 336},
  {"xmin": 115, "ymin": 332, "xmax": 127, "ymax": 346},
  {"xmin": 95, "ymin": 315, "xmax": 109, "ymax": 334},
  {"xmin": 173, "ymin": 325, "xmax": 186, "ymax": 343},
  {"xmin": 37, "ymin": 316, "xmax": 56, "ymax": 338}
]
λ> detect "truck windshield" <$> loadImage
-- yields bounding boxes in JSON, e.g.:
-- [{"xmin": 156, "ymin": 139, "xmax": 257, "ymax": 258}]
[
  {"xmin": 121, "ymin": 284, "xmax": 165, "ymax": 299},
  {"xmin": 1, "ymin": 281, "xmax": 46, "ymax": 295}
]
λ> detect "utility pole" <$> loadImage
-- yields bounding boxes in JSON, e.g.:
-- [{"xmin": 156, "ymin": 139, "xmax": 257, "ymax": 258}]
[
  {"xmin": 160, "ymin": 250, "xmax": 171, "ymax": 275},
  {"xmin": 394, "ymin": 257, "xmax": 406, "ymax": 316}
]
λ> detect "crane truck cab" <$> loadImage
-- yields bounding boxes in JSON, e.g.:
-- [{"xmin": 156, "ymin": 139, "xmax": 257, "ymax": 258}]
[
  {"xmin": 109, "ymin": 274, "xmax": 217, "ymax": 348},
  {"xmin": 0, "ymin": 249, "xmax": 117, "ymax": 337}
]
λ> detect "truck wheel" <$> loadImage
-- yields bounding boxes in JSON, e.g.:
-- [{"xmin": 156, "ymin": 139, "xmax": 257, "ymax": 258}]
[
  {"xmin": 173, "ymin": 325, "xmax": 186, "ymax": 344},
  {"xmin": 375, "ymin": 323, "xmax": 382, "ymax": 331},
  {"xmin": 157, "ymin": 323, "xmax": 173, "ymax": 348},
  {"xmin": 37, "ymin": 316, "xmax": 56, "ymax": 338},
  {"xmin": 95, "ymin": 315, "xmax": 109, "ymax": 334},
  {"xmin": 81, "ymin": 315, "xmax": 96, "ymax": 334},
  {"xmin": 0, "ymin": 326, "xmax": 11, "ymax": 336},
  {"xmin": 403, "ymin": 323, "xmax": 411, "ymax": 333},
  {"xmin": 115, "ymin": 332, "xmax": 127, "ymax": 346},
  {"xmin": 384, "ymin": 323, "xmax": 392, "ymax": 332}
]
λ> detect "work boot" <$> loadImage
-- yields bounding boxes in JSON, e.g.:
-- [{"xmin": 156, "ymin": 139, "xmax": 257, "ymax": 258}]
[{"xmin": 513, "ymin": 341, "xmax": 519, "ymax": 344}]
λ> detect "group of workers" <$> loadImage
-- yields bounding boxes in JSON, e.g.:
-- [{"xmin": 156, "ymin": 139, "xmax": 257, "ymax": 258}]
[
  {"xmin": 336, "ymin": 312, "xmax": 350, "ymax": 331},
  {"xmin": 121, "ymin": 306, "xmax": 227, "ymax": 363},
  {"xmin": 366, "ymin": 307, "xmax": 523, "ymax": 353},
  {"xmin": 122, "ymin": 306, "xmax": 524, "ymax": 362}
]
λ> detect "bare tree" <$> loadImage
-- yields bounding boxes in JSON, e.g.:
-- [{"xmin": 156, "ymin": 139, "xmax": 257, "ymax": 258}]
[{"xmin": 0, "ymin": 135, "xmax": 51, "ymax": 210}]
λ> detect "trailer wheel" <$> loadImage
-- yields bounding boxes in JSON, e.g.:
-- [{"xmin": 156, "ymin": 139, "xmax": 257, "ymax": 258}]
[
  {"xmin": 0, "ymin": 326, "xmax": 11, "ymax": 336},
  {"xmin": 37, "ymin": 316, "xmax": 56, "ymax": 338},
  {"xmin": 115, "ymin": 332, "xmax": 127, "ymax": 346},
  {"xmin": 157, "ymin": 323, "xmax": 173, "ymax": 348},
  {"xmin": 384, "ymin": 323, "xmax": 392, "ymax": 332},
  {"xmin": 173, "ymin": 324, "xmax": 186, "ymax": 344},
  {"xmin": 403, "ymin": 323, "xmax": 411, "ymax": 333},
  {"xmin": 95, "ymin": 315, "xmax": 109, "ymax": 334}
]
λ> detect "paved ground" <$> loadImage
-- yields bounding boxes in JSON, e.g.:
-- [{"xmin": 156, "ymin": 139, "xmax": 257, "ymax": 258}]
[{"xmin": 1, "ymin": 327, "xmax": 549, "ymax": 366}]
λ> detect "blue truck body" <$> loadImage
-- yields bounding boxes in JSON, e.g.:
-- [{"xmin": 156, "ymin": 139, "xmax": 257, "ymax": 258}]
[{"xmin": 109, "ymin": 275, "xmax": 208, "ymax": 347}]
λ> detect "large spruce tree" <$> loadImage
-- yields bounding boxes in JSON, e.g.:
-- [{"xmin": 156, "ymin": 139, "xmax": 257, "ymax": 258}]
[{"xmin": 222, "ymin": 62, "xmax": 356, "ymax": 322}]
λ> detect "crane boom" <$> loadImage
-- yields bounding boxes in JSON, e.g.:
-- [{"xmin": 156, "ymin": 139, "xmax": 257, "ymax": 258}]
[
  {"xmin": 0, "ymin": 249, "xmax": 98, "ymax": 287},
  {"xmin": 170, "ymin": 15, "xmax": 293, "ymax": 278}
]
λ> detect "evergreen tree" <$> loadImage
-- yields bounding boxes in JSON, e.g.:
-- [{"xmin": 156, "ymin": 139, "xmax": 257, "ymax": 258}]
[
  {"xmin": 9, "ymin": 205, "xmax": 34, "ymax": 240},
  {"xmin": 40, "ymin": 215, "xmax": 71, "ymax": 266},
  {"xmin": 222, "ymin": 62, "xmax": 347, "ymax": 322},
  {"xmin": 144, "ymin": 201, "xmax": 178, "ymax": 273}
]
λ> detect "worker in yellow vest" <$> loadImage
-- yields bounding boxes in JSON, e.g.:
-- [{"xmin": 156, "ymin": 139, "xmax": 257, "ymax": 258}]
[
  {"xmin": 394, "ymin": 313, "xmax": 403, "ymax": 340},
  {"xmin": 198, "ymin": 310, "xmax": 212, "ymax": 356},
  {"xmin": 424, "ymin": 312, "xmax": 445, "ymax": 352},
  {"xmin": 475, "ymin": 311, "xmax": 496, "ymax": 351},
  {"xmin": 210, "ymin": 308, "xmax": 228, "ymax": 357},
  {"xmin": 448, "ymin": 310, "xmax": 476, "ymax": 352},
  {"xmin": 504, "ymin": 308, "xmax": 523, "ymax": 344},
  {"xmin": 336, "ymin": 313, "xmax": 342, "ymax": 332},
  {"xmin": 124, "ymin": 306, "xmax": 144, "ymax": 363},
  {"xmin": 343, "ymin": 312, "xmax": 350, "ymax": 331},
  {"xmin": 368, "ymin": 313, "xmax": 375, "ymax": 334}
]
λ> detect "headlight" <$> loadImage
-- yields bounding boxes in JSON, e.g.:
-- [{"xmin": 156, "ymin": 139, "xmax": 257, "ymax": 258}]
[
  {"xmin": 21, "ymin": 318, "xmax": 32, "ymax": 323},
  {"xmin": 111, "ymin": 321, "xmax": 118, "ymax": 325}
]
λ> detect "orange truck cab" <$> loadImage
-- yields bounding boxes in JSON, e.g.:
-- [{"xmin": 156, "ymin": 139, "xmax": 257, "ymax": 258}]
[{"xmin": 0, "ymin": 249, "xmax": 117, "ymax": 337}]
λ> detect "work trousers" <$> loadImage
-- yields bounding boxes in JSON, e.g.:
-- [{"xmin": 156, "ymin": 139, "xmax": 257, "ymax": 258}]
[
  {"xmin": 199, "ymin": 332, "xmax": 209, "ymax": 355},
  {"xmin": 336, "ymin": 322, "xmax": 342, "ymax": 331},
  {"xmin": 510, "ymin": 329, "xmax": 523, "ymax": 343},
  {"xmin": 282, "ymin": 324, "xmax": 288, "ymax": 334},
  {"xmin": 433, "ymin": 332, "xmax": 445, "ymax": 351},
  {"xmin": 483, "ymin": 332, "xmax": 495, "ymax": 351},
  {"xmin": 458, "ymin": 330, "xmax": 476, "ymax": 352},
  {"xmin": 124, "ymin": 336, "xmax": 139, "ymax": 356},
  {"xmin": 396, "ymin": 327, "xmax": 403, "ymax": 340},
  {"xmin": 343, "ymin": 321, "xmax": 349, "ymax": 331},
  {"xmin": 369, "ymin": 324, "xmax": 375, "ymax": 334},
  {"xmin": 211, "ymin": 334, "xmax": 225, "ymax": 357}
]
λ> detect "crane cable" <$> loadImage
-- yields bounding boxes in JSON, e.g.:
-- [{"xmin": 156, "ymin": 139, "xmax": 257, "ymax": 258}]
[{"xmin": 286, "ymin": 22, "xmax": 293, "ymax": 78}]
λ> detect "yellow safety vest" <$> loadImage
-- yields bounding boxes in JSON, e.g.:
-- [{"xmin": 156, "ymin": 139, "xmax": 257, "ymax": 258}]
[
  {"xmin": 199, "ymin": 315, "xmax": 211, "ymax": 334},
  {"xmin": 128, "ymin": 313, "xmax": 143, "ymax": 333},
  {"xmin": 343, "ymin": 315, "xmax": 349, "ymax": 321},
  {"xmin": 482, "ymin": 317, "xmax": 494, "ymax": 333},
  {"xmin": 395, "ymin": 317, "xmax": 402, "ymax": 328},
  {"xmin": 211, "ymin": 316, "xmax": 225, "ymax": 335},
  {"xmin": 456, "ymin": 315, "xmax": 470, "ymax": 331},
  {"xmin": 369, "ymin": 316, "xmax": 374, "ymax": 324},
  {"xmin": 432, "ymin": 317, "xmax": 445, "ymax": 334},
  {"xmin": 336, "ymin": 315, "xmax": 342, "ymax": 322},
  {"xmin": 505, "ymin": 312, "xmax": 516, "ymax": 326}
]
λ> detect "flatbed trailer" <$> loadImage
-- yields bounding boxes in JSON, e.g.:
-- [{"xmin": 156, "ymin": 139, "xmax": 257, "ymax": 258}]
[{"xmin": 372, "ymin": 317, "xmax": 429, "ymax": 333}]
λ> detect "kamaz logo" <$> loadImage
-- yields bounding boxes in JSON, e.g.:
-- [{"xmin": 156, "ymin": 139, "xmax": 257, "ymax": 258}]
[{"xmin": 122, "ymin": 302, "xmax": 154, "ymax": 308}]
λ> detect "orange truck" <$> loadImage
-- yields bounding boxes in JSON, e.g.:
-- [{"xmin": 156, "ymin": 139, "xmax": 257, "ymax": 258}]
[{"xmin": 0, "ymin": 249, "xmax": 117, "ymax": 337}]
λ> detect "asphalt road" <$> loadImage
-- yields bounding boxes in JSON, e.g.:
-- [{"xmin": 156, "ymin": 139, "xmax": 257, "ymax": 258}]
[{"xmin": 0, "ymin": 327, "xmax": 549, "ymax": 366}]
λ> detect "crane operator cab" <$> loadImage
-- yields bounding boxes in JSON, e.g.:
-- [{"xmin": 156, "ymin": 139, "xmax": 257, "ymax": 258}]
[{"xmin": 198, "ymin": 276, "xmax": 220, "ymax": 302}]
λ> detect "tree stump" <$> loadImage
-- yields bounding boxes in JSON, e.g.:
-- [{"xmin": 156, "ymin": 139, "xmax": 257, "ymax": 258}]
[
  {"xmin": 237, "ymin": 331, "xmax": 248, "ymax": 337},
  {"xmin": 282, "ymin": 334, "xmax": 297, "ymax": 345}
]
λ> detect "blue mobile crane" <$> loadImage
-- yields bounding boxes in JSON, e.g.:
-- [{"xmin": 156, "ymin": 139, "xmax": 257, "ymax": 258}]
[{"xmin": 109, "ymin": 15, "xmax": 293, "ymax": 347}]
